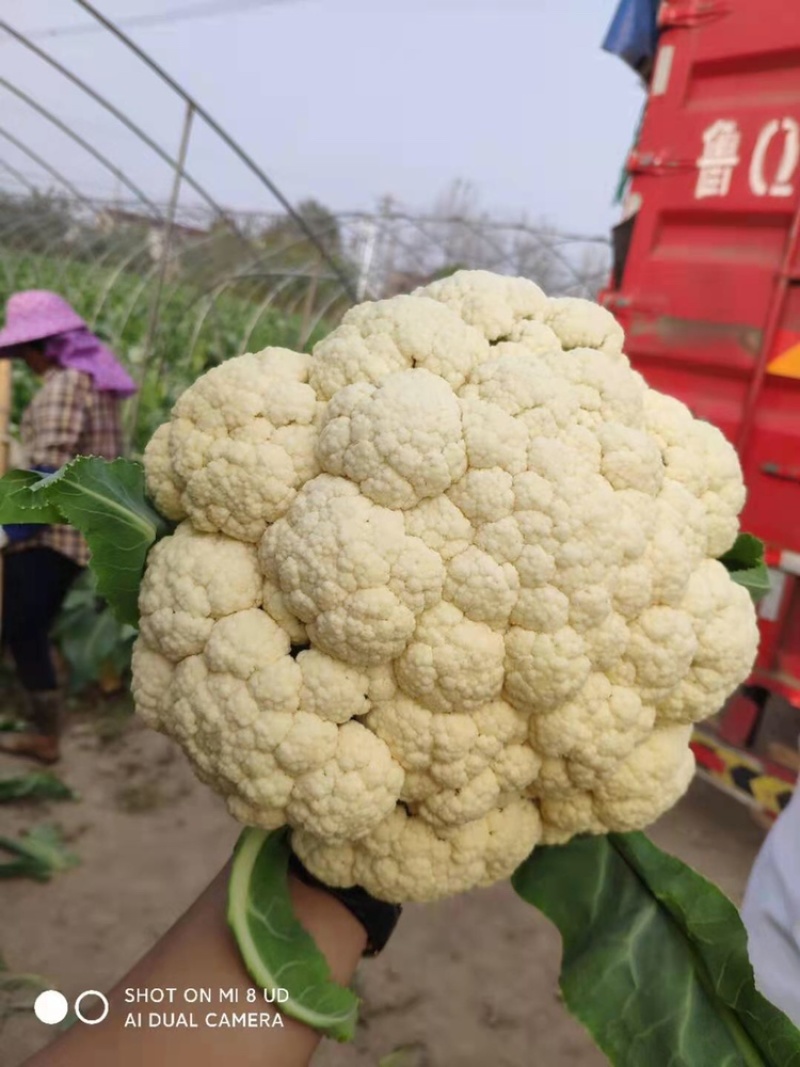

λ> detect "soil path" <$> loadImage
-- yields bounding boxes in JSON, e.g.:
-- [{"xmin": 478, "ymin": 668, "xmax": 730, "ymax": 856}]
[{"xmin": 1, "ymin": 714, "xmax": 766, "ymax": 1067}]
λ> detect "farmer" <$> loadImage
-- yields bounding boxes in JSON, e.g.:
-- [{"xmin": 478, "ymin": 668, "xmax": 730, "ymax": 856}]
[{"xmin": 0, "ymin": 290, "xmax": 136, "ymax": 763}]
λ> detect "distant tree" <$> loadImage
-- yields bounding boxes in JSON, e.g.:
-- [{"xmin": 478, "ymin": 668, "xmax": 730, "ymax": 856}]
[
  {"xmin": 0, "ymin": 191, "xmax": 73, "ymax": 254},
  {"xmin": 428, "ymin": 261, "xmax": 469, "ymax": 282},
  {"xmin": 258, "ymin": 199, "xmax": 344, "ymax": 263},
  {"xmin": 376, "ymin": 180, "xmax": 611, "ymax": 300},
  {"xmin": 248, "ymin": 199, "xmax": 354, "ymax": 318}
]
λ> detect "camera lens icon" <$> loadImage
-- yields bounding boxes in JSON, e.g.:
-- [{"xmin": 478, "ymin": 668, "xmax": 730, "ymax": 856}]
[{"xmin": 34, "ymin": 989, "xmax": 110, "ymax": 1026}]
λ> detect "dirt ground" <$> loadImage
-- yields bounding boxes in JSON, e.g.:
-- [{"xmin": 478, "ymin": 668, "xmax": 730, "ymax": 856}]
[{"xmin": 1, "ymin": 704, "xmax": 767, "ymax": 1067}]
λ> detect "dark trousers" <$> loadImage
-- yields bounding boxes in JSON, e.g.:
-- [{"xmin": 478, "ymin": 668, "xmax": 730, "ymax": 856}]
[{"xmin": 2, "ymin": 548, "xmax": 82, "ymax": 692}]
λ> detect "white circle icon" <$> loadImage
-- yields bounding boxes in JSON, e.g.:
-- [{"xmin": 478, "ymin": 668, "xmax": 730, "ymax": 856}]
[
  {"xmin": 33, "ymin": 990, "xmax": 69, "ymax": 1025},
  {"xmin": 74, "ymin": 990, "xmax": 110, "ymax": 1025}
]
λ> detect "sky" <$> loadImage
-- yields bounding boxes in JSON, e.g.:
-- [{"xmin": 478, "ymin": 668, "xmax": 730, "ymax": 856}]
[{"xmin": 0, "ymin": 0, "xmax": 644, "ymax": 236}]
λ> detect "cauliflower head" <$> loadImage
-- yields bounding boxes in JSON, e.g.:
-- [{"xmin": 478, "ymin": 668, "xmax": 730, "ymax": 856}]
[{"xmin": 134, "ymin": 270, "xmax": 758, "ymax": 903}]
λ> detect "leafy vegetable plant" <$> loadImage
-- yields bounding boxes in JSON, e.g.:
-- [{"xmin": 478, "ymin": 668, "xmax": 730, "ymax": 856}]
[
  {"xmin": 0, "ymin": 825, "xmax": 80, "ymax": 882},
  {"xmin": 0, "ymin": 952, "xmax": 52, "ymax": 1032},
  {"xmin": 0, "ymin": 457, "xmax": 170, "ymax": 626},
  {"xmin": 0, "ymin": 717, "xmax": 26, "ymax": 734},
  {"xmin": 0, "ymin": 772, "xmax": 76, "ymax": 803},
  {"xmin": 719, "ymin": 533, "xmax": 772, "ymax": 603},
  {"xmin": 52, "ymin": 572, "xmax": 137, "ymax": 694}
]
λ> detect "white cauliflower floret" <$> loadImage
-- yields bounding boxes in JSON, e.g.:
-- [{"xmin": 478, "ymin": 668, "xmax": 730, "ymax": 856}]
[
  {"xmin": 288, "ymin": 721, "xmax": 403, "ymax": 841},
  {"xmin": 142, "ymin": 422, "xmax": 186, "ymax": 521},
  {"xmin": 511, "ymin": 584, "xmax": 570, "ymax": 632},
  {"xmin": 317, "ymin": 369, "xmax": 467, "ymax": 509},
  {"xmin": 291, "ymin": 798, "xmax": 542, "ymax": 903},
  {"xmin": 656, "ymin": 561, "xmax": 760, "ymax": 724},
  {"xmin": 404, "ymin": 495, "xmax": 474, "ymax": 561},
  {"xmin": 261, "ymin": 475, "xmax": 444, "ymax": 665},
  {"xmin": 644, "ymin": 487, "xmax": 708, "ymax": 606},
  {"xmin": 420, "ymin": 768, "xmax": 502, "ymax": 828},
  {"xmin": 536, "ymin": 726, "xmax": 695, "ymax": 844},
  {"xmin": 145, "ymin": 348, "xmax": 323, "ymax": 543},
  {"xmin": 593, "ymin": 725, "xmax": 696, "ymax": 832},
  {"xmin": 444, "ymin": 545, "xmax": 519, "ymax": 629},
  {"xmin": 296, "ymin": 649, "xmax": 369, "ymax": 723},
  {"xmin": 616, "ymin": 606, "xmax": 698, "ymax": 704},
  {"xmin": 474, "ymin": 516, "xmax": 524, "ymax": 566},
  {"xmin": 464, "ymin": 355, "xmax": 579, "ymax": 431},
  {"xmin": 368, "ymin": 697, "xmax": 536, "ymax": 816},
  {"xmin": 598, "ymin": 423, "xmax": 664, "ymax": 495},
  {"xmin": 529, "ymin": 673, "xmax": 655, "ymax": 790},
  {"xmin": 546, "ymin": 296, "xmax": 626, "ymax": 358},
  {"xmin": 310, "ymin": 294, "xmax": 489, "ymax": 399},
  {"xmin": 130, "ymin": 642, "xmax": 174, "ymax": 728},
  {"xmin": 448, "ymin": 468, "xmax": 515, "ymax": 525},
  {"xmin": 504, "ymin": 318, "xmax": 562, "ymax": 355},
  {"xmin": 137, "ymin": 608, "xmax": 403, "ymax": 842},
  {"xmin": 367, "ymin": 697, "xmax": 477, "ymax": 774},
  {"xmin": 394, "ymin": 602, "xmax": 505, "ymax": 713},
  {"xmin": 261, "ymin": 575, "xmax": 308, "ymax": 645},
  {"xmin": 179, "ymin": 425, "xmax": 296, "ymax": 542},
  {"xmin": 135, "ymin": 269, "xmax": 759, "ymax": 904},
  {"xmin": 643, "ymin": 391, "xmax": 745, "ymax": 557},
  {"xmin": 504, "ymin": 626, "xmax": 591, "ymax": 714},
  {"xmin": 459, "ymin": 396, "xmax": 529, "ymax": 475},
  {"xmin": 416, "ymin": 270, "xmax": 548, "ymax": 342},
  {"xmin": 204, "ymin": 608, "xmax": 288, "ymax": 679},
  {"xmin": 138, "ymin": 523, "xmax": 262, "ymax": 662}
]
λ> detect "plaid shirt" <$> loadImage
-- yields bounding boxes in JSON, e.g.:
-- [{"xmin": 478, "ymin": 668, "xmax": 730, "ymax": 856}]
[{"xmin": 11, "ymin": 368, "xmax": 124, "ymax": 566}]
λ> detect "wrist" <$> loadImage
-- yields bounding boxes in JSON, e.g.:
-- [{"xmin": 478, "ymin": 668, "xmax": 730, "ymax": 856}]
[
  {"xmin": 288, "ymin": 851, "xmax": 402, "ymax": 957},
  {"xmin": 286, "ymin": 871, "xmax": 368, "ymax": 990}
]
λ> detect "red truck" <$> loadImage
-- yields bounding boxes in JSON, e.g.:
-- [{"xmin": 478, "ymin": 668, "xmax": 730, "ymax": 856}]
[{"xmin": 601, "ymin": 0, "xmax": 800, "ymax": 820}]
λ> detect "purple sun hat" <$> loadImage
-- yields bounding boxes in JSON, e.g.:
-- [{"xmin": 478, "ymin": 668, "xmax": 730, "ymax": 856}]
[
  {"xmin": 0, "ymin": 290, "xmax": 86, "ymax": 352},
  {"xmin": 0, "ymin": 289, "xmax": 137, "ymax": 395}
]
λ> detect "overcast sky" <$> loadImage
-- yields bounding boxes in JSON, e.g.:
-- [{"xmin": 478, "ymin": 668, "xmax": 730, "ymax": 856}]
[{"xmin": 1, "ymin": 1, "xmax": 643, "ymax": 234}]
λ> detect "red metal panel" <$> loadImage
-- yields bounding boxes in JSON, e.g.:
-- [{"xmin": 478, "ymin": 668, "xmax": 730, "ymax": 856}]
[
  {"xmin": 752, "ymin": 567, "xmax": 794, "ymax": 672},
  {"xmin": 604, "ymin": 0, "xmax": 800, "ymax": 551},
  {"xmin": 603, "ymin": 0, "xmax": 800, "ymax": 719}
]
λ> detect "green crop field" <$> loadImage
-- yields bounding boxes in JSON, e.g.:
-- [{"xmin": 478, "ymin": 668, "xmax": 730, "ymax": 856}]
[
  {"xmin": 0, "ymin": 247, "xmax": 340, "ymax": 692},
  {"xmin": 2, "ymin": 249, "xmax": 335, "ymax": 450}
]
